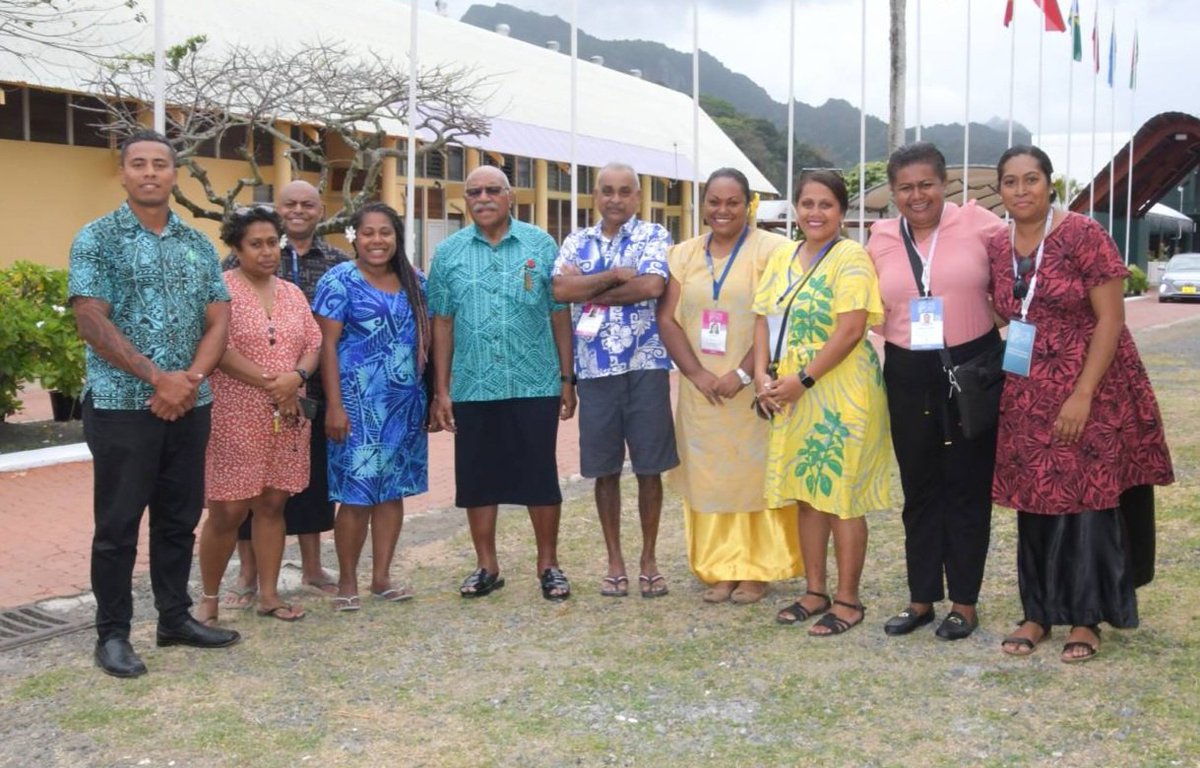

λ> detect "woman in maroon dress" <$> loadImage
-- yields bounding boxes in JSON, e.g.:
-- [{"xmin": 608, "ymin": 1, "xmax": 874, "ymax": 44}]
[{"xmin": 988, "ymin": 145, "xmax": 1173, "ymax": 663}]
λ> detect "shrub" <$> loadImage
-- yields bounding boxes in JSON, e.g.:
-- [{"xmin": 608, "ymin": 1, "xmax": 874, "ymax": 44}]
[{"xmin": 1126, "ymin": 264, "xmax": 1149, "ymax": 296}]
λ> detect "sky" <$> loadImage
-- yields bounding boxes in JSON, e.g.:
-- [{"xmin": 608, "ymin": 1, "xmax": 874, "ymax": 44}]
[{"xmin": 447, "ymin": 0, "xmax": 1198, "ymax": 182}]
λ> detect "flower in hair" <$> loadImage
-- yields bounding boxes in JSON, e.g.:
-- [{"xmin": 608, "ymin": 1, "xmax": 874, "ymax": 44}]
[
  {"xmin": 345, "ymin": 225, "xmax": 356, "ymax": 244},
  {"xmin": 279, "ymin": 234, "xmax": 288, "ymax": 250}
]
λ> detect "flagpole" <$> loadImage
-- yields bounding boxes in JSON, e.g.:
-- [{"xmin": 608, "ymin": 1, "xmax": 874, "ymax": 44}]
[
  {"xmin": 570, "ymin": 0, "xmax": 578, "ymax": 233},
  {"xmin": 1089, "ymin": 8, "xmax": 1098, "ymax": 217},
  {"xmin": 691, "ymin": 0, "xmax": 700, "ymax": 238},
  {"xmin": 1036, "ymin": 4, "xmax": 1044, "ymax": 142},
  {"xmin": 1107, "ymin": 14, "xmax": 1116, "ymax": 236},
  {"xmin": 1124, "ymin": 27, "xmax": 1138, "ymax": 265},
  {"xmin": 1007, "ymin": 0, "xmax": 1015, "ymax": 147},
  {"xmin": 858, "ymin": 0, "xmax": 867, "ymax": 243},
  {"xmin": 1065, "ymin": 11, "xmax": 1075, "ymax": 207},
  {"xmin": 153, "ymin": 0, "xmax": 165, "ymax": 133},
  {"xmin": 915, "ymin": 0, "xmax": 922, "ymax": 141},
  {"xmin": 786, "ymin": 0, "xmax": 796, "ymax": 236},
  {"xmin": 405, "ymin": 0, "xmax": 418, "ymax": 264},
  {"xmin": 962, "ymin": 0, "xmax": 972, "ymax": 205}
]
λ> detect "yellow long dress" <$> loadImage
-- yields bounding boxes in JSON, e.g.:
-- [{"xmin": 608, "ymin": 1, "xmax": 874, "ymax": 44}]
[
  {"xmin": 667, "ymin": 229, "xmax": 803, "ymax": 583},
  {"xmin": 751, "ymin": 239, "xmax": 891, "ymax": 518}
]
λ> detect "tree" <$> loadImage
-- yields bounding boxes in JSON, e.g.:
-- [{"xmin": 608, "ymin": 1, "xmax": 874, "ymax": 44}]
[
  {"xmin": 844, "ymin": 161, "xmax": 889, "ymax": 199},
  {"xmin": 702, "ymin": 95, "xmax": 832, "ymax": 194},
  {"xmin": 888, "ymin": 0, "xmax": 907, "ymax": 156},
  {"xmin": 0, "ymin": 0, "xmax": 145, "ymax": 70},
  {"xmin": 87, "ymin": 37, "xmax": 493, "ymax": 233}
]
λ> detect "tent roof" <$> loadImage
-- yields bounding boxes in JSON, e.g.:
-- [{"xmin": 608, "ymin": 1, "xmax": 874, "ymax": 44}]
[{"xmin": 0, "ymin": 0, "xmax": 774, "ymax": 192}]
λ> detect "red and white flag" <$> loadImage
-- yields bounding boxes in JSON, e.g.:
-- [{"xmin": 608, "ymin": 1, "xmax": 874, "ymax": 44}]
[{"xmin": 1004, "ymin": 0, "xmax": 1067, "ymax": 32}]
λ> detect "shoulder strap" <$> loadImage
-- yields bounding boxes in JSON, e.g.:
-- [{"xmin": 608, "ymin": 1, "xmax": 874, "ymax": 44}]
[{"xmin": 770, "ymin": 237, "xmax": 840, "ymax": 366}]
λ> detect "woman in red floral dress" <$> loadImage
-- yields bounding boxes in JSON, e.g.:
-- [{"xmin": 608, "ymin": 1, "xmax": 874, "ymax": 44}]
[{"xmin": 988, "ymin": 146, "xmax": 1173, "ymax": 663}]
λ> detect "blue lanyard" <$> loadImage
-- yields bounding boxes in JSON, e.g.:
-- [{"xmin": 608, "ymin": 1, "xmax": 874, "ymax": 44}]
[
  {"xmin": 586, "ymin": 233, "xmax": 632, "ymax": 272},
  {"xmin": 776, "ymin": 238, "xmax": 839, "ymax": 305},
  {"xmin": 284, "ymin": 246, "xmax": 300, "ymax": 286},
  {"xmin": 705, "ymin": 226, "xmax": 749, "ymax": 302}
]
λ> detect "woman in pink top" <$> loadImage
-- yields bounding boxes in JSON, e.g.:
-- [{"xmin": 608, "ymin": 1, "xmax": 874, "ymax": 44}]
[{"xmin": 867, "ymin": 142, "xmax": 1006, "ymax": 641}]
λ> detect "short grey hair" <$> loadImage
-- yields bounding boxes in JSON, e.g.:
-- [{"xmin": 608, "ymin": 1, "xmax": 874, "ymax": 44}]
[{"xmin": 596, "ymin": 162, "xmax": 640, "ymax": 191}]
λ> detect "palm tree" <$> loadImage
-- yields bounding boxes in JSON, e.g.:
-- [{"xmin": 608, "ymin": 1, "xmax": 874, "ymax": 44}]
[{"xmin": 888, "ymin": 0, "xmax": 907, "ymax": 156}]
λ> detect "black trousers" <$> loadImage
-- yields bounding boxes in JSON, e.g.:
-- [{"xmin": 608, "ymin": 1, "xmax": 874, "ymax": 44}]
[
  {"xmin": 83, "ymin": 398, "xmax": 211, "ymax": 641},
  {"xmin": 883, "ymin": 331, "xmax": 998, "ymax": 606}
]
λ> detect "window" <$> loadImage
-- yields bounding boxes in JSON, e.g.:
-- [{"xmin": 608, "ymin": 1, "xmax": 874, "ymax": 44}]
[
  {"xmin": 514, "ymin": 156, "xmax": 533, "ymax": 189},
  {"xmin": 69, "ymin": 95, "xmax": 109, "ymax": 148},
  {"xmin": 28, "ymin": 88, "xmax": 68, "ymax": 144},
  {"xmin": 424, "ymin": 149, "xmax": 445, "ymax": 180},
  {"xmin": 289, "ymin": 124, "xmax": 323, "ymax": 172},
  {"xmin": 217, "ymin": 124, "xmax": 248, "ymax": 160},
  {"xmin": 0, "ymin": 85, "xmax": 24, "ymax": 140},
  {"xmin": 252, "ymin": 126, "xmax": 274, "ymax": 167},
  {"xmin": 651, "ymin": 179, "xmax": 666, "ymax": 203},
  {"xmin": 667, "ymin": 180, "xmax": 682, "ymax": 205},
  {"xmin": 576, "ymin": 166, "xmax": 592, "ymax": 194},
  {"xmin": 447, "ymin": 145, "xmax": 464, "ymax": 181}
]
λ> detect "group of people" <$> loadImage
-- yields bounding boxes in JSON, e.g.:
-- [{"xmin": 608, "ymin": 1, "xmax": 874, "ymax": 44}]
[{"xmin": 70, "ymin": 129, "xmax": 1172, "ymax": 679}]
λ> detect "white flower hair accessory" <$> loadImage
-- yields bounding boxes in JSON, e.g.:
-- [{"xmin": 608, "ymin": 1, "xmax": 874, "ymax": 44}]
[
  {"xmin": 279, "ymin": 234, "xmax": 288, "ymax": 250},
  {"xmin": 344, "ymin": 225, "xmax": 356, "ymax": 244}
]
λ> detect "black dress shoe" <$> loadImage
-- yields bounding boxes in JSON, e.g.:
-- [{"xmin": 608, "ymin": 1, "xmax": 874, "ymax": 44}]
[
  {"xmin": 94, "ymin": 637, "xmax": 147, "ymax": 678},
  {"xmin": 156, "ymin": 617, "xmax": 241, "ymax": 649},
  {"xmin": 883, "ymin": 606, "xmax": 935, "ymax": 636},
  {"xmin": 935, "ymin": 610, "xmax": 979, "ymax": 641}
]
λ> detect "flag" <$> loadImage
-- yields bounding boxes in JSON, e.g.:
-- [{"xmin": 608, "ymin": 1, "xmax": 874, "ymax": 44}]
[
  {"xmin": 1070, "ymin": 0, "xmax": 1082, "ymax": 61},
  {"xmin": 1107, "ymin": 16, "xmax": 1116, "ymax": 87},
  {"xmin": 1005, "ymin": 0, "xmax": 1068, "ymax": 32},
  {"xmin": 1130, "ymin": 27, "xmax": 1139, "ymax": 89},
  {"xmin": 1091, "ymin": 7, "xmax": 1100, "ymax": 73}
]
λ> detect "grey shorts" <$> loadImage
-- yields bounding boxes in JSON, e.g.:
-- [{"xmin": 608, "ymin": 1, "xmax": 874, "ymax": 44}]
[{"xmin": 576, "ymin": 369, "xmax": 679, "ymax": 478}]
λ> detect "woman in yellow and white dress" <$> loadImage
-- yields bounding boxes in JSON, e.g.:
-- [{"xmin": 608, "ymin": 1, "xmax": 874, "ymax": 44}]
[
  {"xmin": 752, "ymin": 170, "xmax": 891, "ymax": 635},
  {"xmin": 657, "ymin": 167, "xmax": 802, "ymax": 605}
]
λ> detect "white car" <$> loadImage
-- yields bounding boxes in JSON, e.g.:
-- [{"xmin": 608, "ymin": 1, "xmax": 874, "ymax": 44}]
[{"xmin": 1158, "ymin": 253, "xmax": 1200, "ymax": 302}]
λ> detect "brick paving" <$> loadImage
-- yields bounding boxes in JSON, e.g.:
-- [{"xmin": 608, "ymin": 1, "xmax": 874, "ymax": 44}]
[{"xmin": 1, "ymin": 296, "xmax": 1197, "ymax": 610}]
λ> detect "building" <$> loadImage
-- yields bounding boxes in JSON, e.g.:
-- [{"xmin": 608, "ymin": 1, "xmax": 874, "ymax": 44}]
[{"xmin": 0, "ymin": 0, "xmax": 775, "ymax": 269}]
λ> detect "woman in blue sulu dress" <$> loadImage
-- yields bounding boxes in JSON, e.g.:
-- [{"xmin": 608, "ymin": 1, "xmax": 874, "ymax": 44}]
[{"xmin": 313, "ymin": 202, "xmax": 430, "ymax": 611}]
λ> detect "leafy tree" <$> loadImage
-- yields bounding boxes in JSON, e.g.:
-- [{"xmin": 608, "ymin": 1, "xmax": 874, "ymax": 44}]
[
  {"xmin": 701, "ymin": 95, "xmax": 832, "ymax": 194},
  {"xmin": 844, "ymin": 161, "xmax": 889, "ymax": 199}
]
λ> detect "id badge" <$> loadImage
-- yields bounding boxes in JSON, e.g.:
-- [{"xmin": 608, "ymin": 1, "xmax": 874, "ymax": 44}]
[
  {"xmin": 765, "ymin": 314, "xmax": 785, "ymax": 358},
  {"xmin": 1002, "ymin": 319, "xmax": 1036, "ymax": 377},
  {"xmin": 575, "ymin": 304, "xmax": 606, "ymax": 339},
  {"xmin": 909, "ymin": 297, "xmax": 945, "ymax": 350},
  {"xmin": 700, "ymin": 309, "xmax": 729, "ymax": 355}
]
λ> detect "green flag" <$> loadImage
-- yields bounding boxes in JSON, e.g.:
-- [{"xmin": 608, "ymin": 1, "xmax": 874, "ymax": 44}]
[{"xmin": 1070, "ymin": 0, "xmax": 1083, "ymax": 62}]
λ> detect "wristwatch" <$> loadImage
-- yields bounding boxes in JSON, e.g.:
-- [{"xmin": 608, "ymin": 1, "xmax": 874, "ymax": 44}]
[
  {"xmin": 735, "ymin": 367, "xmax": 752, "ymax": 386},
  {"xmin": 294, "ymin": 368, "xmax": 310, "ymax": 383},
  {"xmin": 561, "ymin": 374, "xmax": 578, "ymax": 385},
  {"xmin": 798, "ymin": 369, "xmax": 816, "ymax": 389}
]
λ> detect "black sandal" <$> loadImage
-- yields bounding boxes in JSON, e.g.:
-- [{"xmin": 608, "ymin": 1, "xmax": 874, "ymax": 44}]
[
  {"xmin": 1061, "ymin": 625, "xmax": 1101, "ymax": 664},
  {"xmin": 460, "ymin": 568, "xmax": 505, "ymax": 598},
  {"xmin": 808, "ymin": 599, "xmax": 866, "ymax": 636},
  {"xmin": 540, "ymin": 567, "xmax": 571, "ymax": 602},
  {"xmin": 776, "ymin": 591, "xmax": 832, "ymax": 625}
]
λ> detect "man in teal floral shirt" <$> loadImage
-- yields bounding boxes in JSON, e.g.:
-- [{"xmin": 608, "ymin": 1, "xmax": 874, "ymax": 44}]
[
  {"xmin": 69, "ymin": 131, "xmax": 239, "ymax": 678},
  {"xmin": 429, "ymin": 164, "xmax": 577, "ymax": 602},
  {"xmin": 552, "ymin": 163, "xmax": 677, "ymax": 599}
]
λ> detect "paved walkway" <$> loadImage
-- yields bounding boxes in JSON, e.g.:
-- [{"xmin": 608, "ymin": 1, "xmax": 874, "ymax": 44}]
[{"xmin": 1, "ymin": 297, "xmax": 1198, "ymax": 609}]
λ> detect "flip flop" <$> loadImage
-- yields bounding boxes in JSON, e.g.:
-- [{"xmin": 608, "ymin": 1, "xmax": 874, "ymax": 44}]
[
  {"xmin": 303, "ymin": 578, "xmax": 340, "ymax": 596},
  {"xmin": 600, "ymin": 575, "xmax": 629, "ymax": 597},
  {"xmin": 1061, "ymin": 625, "xmax": 1101, "ymax": 664},
  {"xmin": 332, "ymin": 595, "xmax": 361, "ymax": 613},
  {"xmin": 220, "ymin": 586, "xmax": 256, "ymax": 610},
  {"xmin": 257, "ymin": 603, "xmax": 305, "ymax": 622},
  {"xmin": 639, "ymin": 573, "xmax": 669, "ymax": 599},
  {"xmin": 371, "ymin": 587, "xmax": 414, "ymax": 603}
]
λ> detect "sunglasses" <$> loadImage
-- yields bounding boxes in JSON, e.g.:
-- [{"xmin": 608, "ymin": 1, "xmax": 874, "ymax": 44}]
[
  {"xmin": 267, "ymin": 324, "xmax": 276, "ymax": 346},
  {"xmin": 234, "ymin": 203, "xmax": 275, "ymax": 215},
  {"xmin": 1013, "ymin": 256, "xmax": 1035, "ymax": 300},
  {"xmin": 464, "ymin": 185, "xmax": 508, "ymax": 199}
]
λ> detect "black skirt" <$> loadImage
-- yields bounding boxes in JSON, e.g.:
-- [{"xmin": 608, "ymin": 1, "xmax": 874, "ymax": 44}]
[
  {"xmin": 1016, "ymin": 506, "xmax": 1138, "ymax": 629},
  {"xmin": 453, "ymin": 397, "xmax": 563, "ymax": 508}
]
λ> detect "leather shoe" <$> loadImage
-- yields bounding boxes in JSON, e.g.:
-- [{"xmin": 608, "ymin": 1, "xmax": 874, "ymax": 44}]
[
  {"xmin": 156, "ymin": 617, "xmax": 241, "ymax": 649},
  {"xmin": 94, "ymin": 637, "xmax": 147, "ymax": 678},
  {"xmin": 883, "ymin": 606, "xmax": 935, "ymax": 636},
  {"xmin": 935, "ymin": 610, "xmax": 979, "ymax": 641}
]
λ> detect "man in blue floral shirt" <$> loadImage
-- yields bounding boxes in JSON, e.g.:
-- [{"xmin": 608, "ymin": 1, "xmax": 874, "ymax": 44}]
[
  {"xmin": 552, "ymin": 163, "xmax": 678, "ymax": 599},
  {"xmin": 429, "ymin": 164, "xmax": 577, "ymax": 602},
  {"xmin": 69, "ymin": 131, "xmax": 239, "ymax": 678}
]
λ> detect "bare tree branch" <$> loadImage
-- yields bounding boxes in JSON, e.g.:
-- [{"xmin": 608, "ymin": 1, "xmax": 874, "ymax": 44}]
[
  {"xmin": 82, "ymin": 38, "xmax": 494, "ymax": 229},
  {"xmin": 0, "ymin": 0, "xmax": 145, "ymax": 75}
]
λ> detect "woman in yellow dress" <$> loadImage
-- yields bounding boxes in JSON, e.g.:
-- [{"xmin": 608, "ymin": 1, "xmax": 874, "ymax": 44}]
[
  {"xmin": 657, "ymin": 167, "xmax": 802, "ymax": 604},
  {"xmin": 752, "ymin": 170, "xmax": 891, "ymax": 635}
]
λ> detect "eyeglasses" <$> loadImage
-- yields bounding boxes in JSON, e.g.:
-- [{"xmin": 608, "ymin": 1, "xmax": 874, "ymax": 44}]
[
  {"xmin": 464, "ymin": 185, "xmax": 508, "ymax": 199},
  {"xmin": 1013, "ymin": 256, "xmax": 1035, "ymax": 300}
]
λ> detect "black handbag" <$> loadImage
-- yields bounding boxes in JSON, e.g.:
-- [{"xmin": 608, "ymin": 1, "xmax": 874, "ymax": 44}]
[{"xmin": 899, "ymin": 224, "xmax": 1003, "ymax": 440}]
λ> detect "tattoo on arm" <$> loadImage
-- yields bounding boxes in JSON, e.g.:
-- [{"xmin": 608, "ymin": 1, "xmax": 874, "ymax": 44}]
[{"xmin": 72, "ymin": 297, "xmax": 160, "ymax": 384}]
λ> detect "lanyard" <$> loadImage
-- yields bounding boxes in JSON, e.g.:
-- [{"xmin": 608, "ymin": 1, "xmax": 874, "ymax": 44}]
[
  {"xmin": 1011, "ymin": 207, "xmax": 1055, "ymax": 321},
  {"xmin": 705, "ymin": 226, "xmax": 749, "ymax": 302},
  {"xmin": 586, "ymin": 232, "xmax": 632, "ymax": 272},
  {"xmin": 776, "ymin": 237, "xmax": 839, "ymax": 305},
  {"xmin": 899, "ymin": 216, "xmax": 941, "ymax": 297},
  {"xmin": 286, "ymin": 246, "xmax": 300, "ymax": 286}
]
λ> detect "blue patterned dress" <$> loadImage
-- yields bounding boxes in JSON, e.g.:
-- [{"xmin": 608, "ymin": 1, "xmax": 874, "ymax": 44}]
[{"xmin": 312, "ymin": 261, "xmax": 428, "ymax": 505}]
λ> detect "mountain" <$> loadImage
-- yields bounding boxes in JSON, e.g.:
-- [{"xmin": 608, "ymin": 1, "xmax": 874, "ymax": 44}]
[{"xmin": 461, "ymin": 3, "xmax": 1031, "ymax": 174}]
